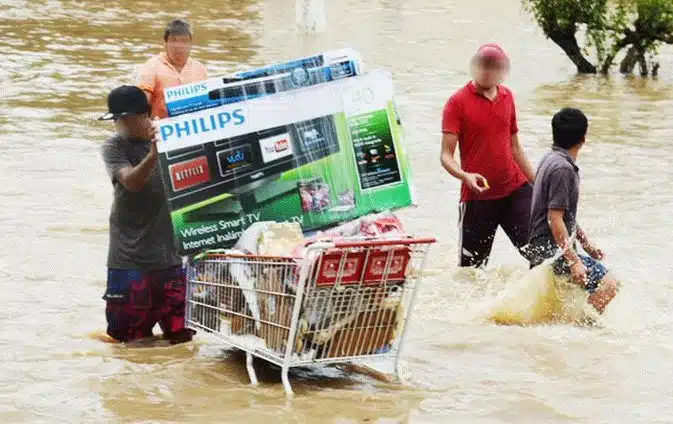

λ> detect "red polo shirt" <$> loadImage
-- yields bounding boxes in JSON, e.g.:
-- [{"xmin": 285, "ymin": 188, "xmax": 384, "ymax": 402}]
[{"xmin": 442, "ymin": 81, "xmax": 527, "ymax": 202}]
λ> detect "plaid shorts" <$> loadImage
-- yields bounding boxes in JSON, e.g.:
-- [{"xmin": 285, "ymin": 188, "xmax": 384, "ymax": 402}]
[{"xmin": 103, "ymin": 265, "xmax": 194, "ymax": 343}]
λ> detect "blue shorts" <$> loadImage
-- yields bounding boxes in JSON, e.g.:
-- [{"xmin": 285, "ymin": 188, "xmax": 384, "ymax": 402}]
[
  {"xmin": 550, "ymin": 254, "xmax": 607, "ymax": 293},
  {"xmin": 529, "ymin": 237, "xmax": 608, "ymax": 293}
]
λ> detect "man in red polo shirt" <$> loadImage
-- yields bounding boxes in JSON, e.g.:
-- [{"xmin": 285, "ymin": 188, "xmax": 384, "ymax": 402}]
[{"xmin": 440, "ymin": 43, "xmax": 536, "ymax": 268}]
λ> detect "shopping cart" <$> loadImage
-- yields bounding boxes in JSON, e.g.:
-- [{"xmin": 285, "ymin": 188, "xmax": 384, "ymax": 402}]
[{"xmin": 185, "ymin": 237, "xmax": 436, "ymax": 395}]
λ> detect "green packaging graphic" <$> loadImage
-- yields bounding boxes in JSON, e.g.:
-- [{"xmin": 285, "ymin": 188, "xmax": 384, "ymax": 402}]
[{"xmin": 155, "ymin": 70, "xmax": 414, "ymax": 255}]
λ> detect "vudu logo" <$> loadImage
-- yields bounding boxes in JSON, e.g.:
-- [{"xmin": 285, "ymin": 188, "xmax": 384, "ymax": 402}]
[
  {"xmin": 226, "ymin": 150, "xmax": 246, "ymax": 164},
  {"xmin": 160, "ymin": 109, "xmax": 246, "ymax": 142},
  {"xmin": 165, "ymin": 83, "xmax": 208, "ymax": 101}
]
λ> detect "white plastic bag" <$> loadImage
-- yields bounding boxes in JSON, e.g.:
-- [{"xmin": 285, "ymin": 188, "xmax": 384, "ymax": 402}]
[{"xmin": 234, "ymin": 222, "xmax": 274, "ymax": 254}]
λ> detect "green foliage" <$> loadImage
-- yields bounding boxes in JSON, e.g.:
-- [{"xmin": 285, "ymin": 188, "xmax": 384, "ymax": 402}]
[
  {"xmin": 523, "ymin": 0, "xmax": 673, "ymax": 75},
  {"xmin": 523, "ymin": 0, "xmax": 600, "ymax": 31}
]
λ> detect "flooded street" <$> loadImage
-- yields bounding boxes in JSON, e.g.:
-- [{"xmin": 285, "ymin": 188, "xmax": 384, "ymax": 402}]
[{"xmin": 1, "ymin": 0, "xmax": 673, "ymax": 422}]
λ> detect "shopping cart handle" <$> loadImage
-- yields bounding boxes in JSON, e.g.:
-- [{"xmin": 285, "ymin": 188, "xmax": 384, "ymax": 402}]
[{"xmin": 332, "ymin": 237, "xmax": 437, "ymax": 248}]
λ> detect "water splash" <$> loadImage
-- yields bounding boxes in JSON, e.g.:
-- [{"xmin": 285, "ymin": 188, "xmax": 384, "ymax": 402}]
[
  {"xmin": 87, "ymin": 330, "xmax": 120, "ymax": 344},
  {"xmin": 480, "ymin": 262, "xmax": 600, "ymax": 326}
]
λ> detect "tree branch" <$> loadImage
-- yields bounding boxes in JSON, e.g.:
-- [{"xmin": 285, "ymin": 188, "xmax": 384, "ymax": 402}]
[
  {"xmin": 656, "ymin": 33, "xmax": 673, "ymax": 43},
  {"xmin": 619, "ymin": 45, "xmax": 639, "ymax": 74},
  {"xmin": 600, "ymin": 28, "xmax": 637, "ymax": 74},
  {"xmin": 523, "ymin": 0, "xmax": 672, "ymax": 77},
  {"xmin": 549, "ymin": 30, "xmax": 598, "ymax": 73}
]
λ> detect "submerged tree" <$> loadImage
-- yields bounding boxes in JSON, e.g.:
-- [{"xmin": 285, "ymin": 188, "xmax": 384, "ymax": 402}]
[{"xmin": 523, "ymin": 0, "xmax": 673, "ymax": 76}]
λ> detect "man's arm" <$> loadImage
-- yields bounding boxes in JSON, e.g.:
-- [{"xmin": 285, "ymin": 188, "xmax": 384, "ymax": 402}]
[
  {"xmin": 576, "ymin": 224, "xmax": 589, "ymax": 247},
  {"xmin": 440, "ymin": 96, "xmax": 488, "ymax": 193},
  {"xmin": 549, "ymin": 208, "xmax": 588, "ymax": 285},
  {"xmin": 441, "ymin": 132, "xmax": 489, "ymax": 193},
  {"xmin": 117, "ymin": 146, "xmax": 158, "ymax": 192},
  {"xmin": 511, "ymin": 133, "xmax": 536, "ymax": 183},
  {"xmin": 102, "ymin": 139, "xmax": 158, "ymax": 193},
  {"xmin": 440, "ymin": 97, "xmax": 468, "ymax": 181},
  {"xmin": 548, "ymin": 209, "xmax": 582, "ymax": 266},
  {"xmin": 576, "ymin": 224, "xmax": 604, "ymax": 259},
  {"xmin": 440, "ymin": 132, "xmax": 467, "ymax": 181},
  {"xmin": 546, "ymin": 167, "xmax": 578, "ymax": 263},
  {"xmin": 545, "ymin": 168, "xmax": 588, "ymax": 283}
]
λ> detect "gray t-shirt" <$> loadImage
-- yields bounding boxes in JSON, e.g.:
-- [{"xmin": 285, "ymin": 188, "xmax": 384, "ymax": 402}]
[
  {"xmin": 529, "ymin": 146, "xmax": 580, "ymax": 242},
  {"xmin": 101, "ymin": 135, "xmax": 182, "ymax": 270}
]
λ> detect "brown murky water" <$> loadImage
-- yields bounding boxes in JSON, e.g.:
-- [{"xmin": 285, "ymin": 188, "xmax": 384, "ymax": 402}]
[{"xmin": 1, "ymin": 0, "xmax": 673, "ymax": 422}]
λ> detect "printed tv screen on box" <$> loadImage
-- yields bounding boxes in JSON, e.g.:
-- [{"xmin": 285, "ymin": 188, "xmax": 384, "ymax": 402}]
[
  {"xmin": 164, "ymin": 48, "xmax": 364, "ymax": 117},
  {"xmin": 155, "ymin": 69, "xmax": 415, "ymax": 255}
]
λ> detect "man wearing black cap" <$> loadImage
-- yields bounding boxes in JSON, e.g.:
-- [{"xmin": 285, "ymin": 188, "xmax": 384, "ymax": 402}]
[{"xmin": 98, "ymin": 85, "xmax": 194, "ymax": 345}]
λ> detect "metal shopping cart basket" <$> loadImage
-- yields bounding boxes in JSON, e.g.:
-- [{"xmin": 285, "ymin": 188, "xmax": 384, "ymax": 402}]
[{"xmin": 185, "ymin": 237, "xmax": 436, "ymax": 395}]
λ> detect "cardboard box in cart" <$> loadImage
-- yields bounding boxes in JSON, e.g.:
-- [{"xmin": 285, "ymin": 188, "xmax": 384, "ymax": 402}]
[
  {"xmin": 164, "ymin": 48, "xmax": 364, "ymax": 117},
  {"xmin": 155, "ymin": 69, "xmax": 416, "ymax": 256}
]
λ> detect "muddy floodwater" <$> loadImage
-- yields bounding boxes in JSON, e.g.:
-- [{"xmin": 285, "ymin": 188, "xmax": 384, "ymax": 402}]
[{"xmin": 1, "ymin": 0, "xmax": 672, "ymax": 422}]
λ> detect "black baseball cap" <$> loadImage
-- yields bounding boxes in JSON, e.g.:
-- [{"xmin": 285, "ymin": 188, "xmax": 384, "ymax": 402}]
[{"xmin": 98, "ymin": 85, "xmax": 151, "ymax": 120}]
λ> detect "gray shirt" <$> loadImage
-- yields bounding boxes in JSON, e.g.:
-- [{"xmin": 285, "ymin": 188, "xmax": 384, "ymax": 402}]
[
  {"xmin": 101, "ymin": 135, "xmax": 182, "ymax": 270},
  {"xmin": 529, "ymin": 146, "xmax": 580, "ymax": 242}
]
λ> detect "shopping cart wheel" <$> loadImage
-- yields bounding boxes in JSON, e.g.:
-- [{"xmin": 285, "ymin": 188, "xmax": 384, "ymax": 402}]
[{"xmin": 246, "ymin": 352, "xmax": 259, "ymax": 386}]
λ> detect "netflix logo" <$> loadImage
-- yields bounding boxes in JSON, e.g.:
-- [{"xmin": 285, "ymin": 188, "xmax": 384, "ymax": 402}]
[{"xmin": 169, "ymin": 156, "xmax": 211, "ymax": 192}]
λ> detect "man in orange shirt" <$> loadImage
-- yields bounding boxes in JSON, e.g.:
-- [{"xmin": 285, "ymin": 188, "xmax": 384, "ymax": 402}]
[{"xmin": 137, "ymin": 19, "xmax": 208, "ymax": 119}]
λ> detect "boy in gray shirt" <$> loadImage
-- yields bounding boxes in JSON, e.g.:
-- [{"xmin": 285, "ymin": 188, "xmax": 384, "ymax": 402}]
[
  {"xmin": 528, "ymin": 108, "xmax": 618, "ymax": 314},
  {"xmin": 98, "ymin": 85, "xmax": 194, "ymax": 344}
]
